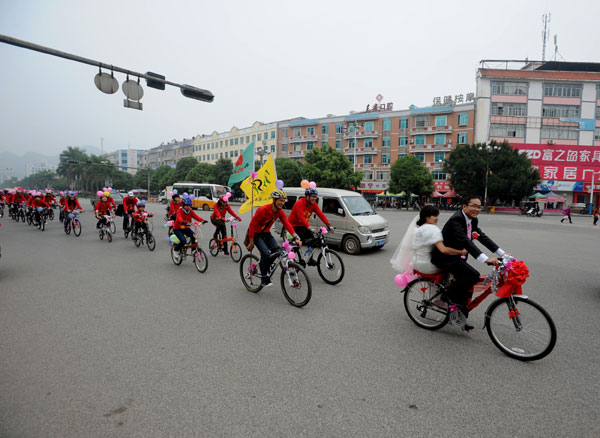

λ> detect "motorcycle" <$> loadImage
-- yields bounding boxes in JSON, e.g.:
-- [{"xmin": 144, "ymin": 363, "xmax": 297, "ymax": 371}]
[{"xmin": 526, "ymin": 208, "xmax": 543, "ymax": 217}]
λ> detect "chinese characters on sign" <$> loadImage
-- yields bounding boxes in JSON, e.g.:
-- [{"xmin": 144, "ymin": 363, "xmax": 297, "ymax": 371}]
[
  {"xmin": 432, "ymin": 93, "xmax": 475, "ymax": 106},
  {"xmin": 366, "ymin": 102, "xmax": 394, "ymax": 112},
  {"xmin": 514, "ymin": 143, "xmax": 600, "ymax": 182}
]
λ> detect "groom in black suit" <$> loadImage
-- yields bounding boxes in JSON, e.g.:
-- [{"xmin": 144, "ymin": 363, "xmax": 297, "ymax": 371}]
[{"xmin": 431, "ymin": 195, "xmax": 506, "ymax": 317}]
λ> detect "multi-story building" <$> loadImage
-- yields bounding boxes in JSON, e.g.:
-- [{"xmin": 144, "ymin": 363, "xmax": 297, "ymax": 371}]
[
  {"xmin": 192, "ymin": 121, "xmax": 279, "ymax": 165},
  {"xmin": 103, "ymin": 149, "xmax": 144, "ymax": 174},
  {"xmin": 278, "ymin": 104, "xmax": 475, "ymax": 195},
  {"xmin": 475, "ymin": 60, "xmax": 600, "ymax": 205},
  {"xmin": 140, "ymin": 138, "xmax": 195, "ymax": 170}
]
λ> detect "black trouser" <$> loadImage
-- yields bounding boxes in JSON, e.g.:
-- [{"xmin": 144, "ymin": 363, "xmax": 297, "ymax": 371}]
[
  {"xmin": 594, "ymin": 215, "xmax": 598, "ymax": 225},
  {"xmin": 133, "ymin": 222, "xmax": 147, "ymax": 235},
  {"xmin": 435, "ymin": 258, "xmax": 480, "ymax": 309},
  {"xmin": 96, "ymin": 216, "xmax": 109, "ymax": 229},
  {"xmin": 211, "ymin": 218, "xmax": 226, "ymax": 241},
  {"xmin": 294, "ymin": 226, "xmax": 317, "ymax": 249},
  {"xmin": 561, "ymin": 214, "xmax": 572, "ymax": 224}
]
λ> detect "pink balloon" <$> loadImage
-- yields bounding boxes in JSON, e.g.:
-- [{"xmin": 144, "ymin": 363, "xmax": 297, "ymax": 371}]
[
  {"xmin": 102, "ymin": 187, "xmax": 108, "ymax": 191},
  {"xmin": 168, "ymin": 191, "xmax": 173, "ymax": 196},
  {"xmin": 251, "ymin": 171, "xmax": 258, "ymax": 179},
  {"xmin": 320, "ymin": 226, "xmax": 328, "ymax": 234},
  {"xmin": 108, "ymin": 188, "xmax": 113, "ymax": 192},
  {"xmin": 166, "ymin": 220, "xmax": 174, "ymax": 226},
  {"xmin": 300, "ymin": 180, "xmax": 310, "ymax": 189},
  {"xmin": 96, "ymin": 191, "xmax": 104, "ymax": 197},
  {"xmin": 394, "ymin": 274, "xmax": 408, "ymax": 288},
  {"xmin": 309, "ymin": 181, "xmax": 317, "ymax": 189},
  {"xmin": 288, "ymin": 252, "xmax": 296, "ymax": 260}
]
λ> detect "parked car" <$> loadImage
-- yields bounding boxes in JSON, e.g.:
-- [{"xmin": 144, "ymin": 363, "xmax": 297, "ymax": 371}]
[
  {"xmin": 274, "ymin": 187, "xmax": 389, "ymax": 255},
  {"xmin": 90, "ymin": 191, "xmax": 124, "ymax": 208}
]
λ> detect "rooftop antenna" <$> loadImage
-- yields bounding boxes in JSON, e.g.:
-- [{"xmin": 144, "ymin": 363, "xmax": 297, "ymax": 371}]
[
  {"xmin": 553, "ymin": 34, "xmax": 565, "ymax": 61},
  {"xmin": 542, "ymin": 11, "xmax": 551, "ymax": 61}
]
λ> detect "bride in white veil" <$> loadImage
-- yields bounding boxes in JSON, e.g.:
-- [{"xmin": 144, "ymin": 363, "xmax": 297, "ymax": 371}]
[{"xmin": 389, "ymin": 215, "xmax": 419, "ymax": 273}]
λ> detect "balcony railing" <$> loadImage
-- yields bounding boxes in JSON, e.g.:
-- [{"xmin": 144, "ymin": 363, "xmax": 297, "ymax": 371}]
[
  {"xmin": 343, "ymin": 147, "xmax": 379, "ymax": 155},
  {"xmin": 342, "ymin": 130, "xmax": 380, "ymax": 140},
  {"xmin": 410, "ymin": 125, "xmax": 454, "ymax": 135},
  {"xmin": 289, "ymin": 135, "xmax": 320, "ymax": 143},
  {"xmin": 409, "ymin": 144, "xmax": 452, "ymax": 152}
]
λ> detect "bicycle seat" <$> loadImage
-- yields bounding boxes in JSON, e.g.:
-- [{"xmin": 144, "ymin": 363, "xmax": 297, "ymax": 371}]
[{"xmin": 413, "ymin": 270, "xmax": 446, "ymax": 283}]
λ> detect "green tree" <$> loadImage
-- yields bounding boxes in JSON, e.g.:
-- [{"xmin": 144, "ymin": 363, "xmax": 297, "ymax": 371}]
[
  {"xmin": 275, "ymin": 158, "xmax": 302, "ymax": 187},
  {"xmin": 389, "ymin": 155, "xmax": 434, "ymax": 201},
  {"xmin": 133, "ymin": 169, "xmax": 150, "ymax": 189},
  {"xmin": 301, "ymin": 147, "xmax": 362, "ymax": 189},
  {"xmin": 151, "ymin": 165, "xmax": 173, "ymax": 190},
  {"xmin": 158, "ymin": 167, "xmax": 176, "ymax": 189},
  {"xmin": 56, "ymin": 146, "xmax": 89, "ymax": 189},
  {"xmin": 111, "ymin": 171, "xmax": 135, "ymax": 191},
  {"xmin": 174, "ymin": 157, "xmax": 198, "ymax": 182},
  {"xmin": 212, "ymin": 158, "xmax": 233, "ymax": 186},
  {"xmin": 444, "ymin": 141, "xmax": 540, "ymax": 205},
  {"xmin": 186, "ymin": 163, "xmax": 214, "ymax": 183}
]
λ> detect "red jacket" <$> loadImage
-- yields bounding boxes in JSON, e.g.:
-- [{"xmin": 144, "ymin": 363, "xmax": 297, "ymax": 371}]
[
  {"xmin": 4, "ymin": 193, "xmax": 12, "ymax": 203},
  {"xmin": 123, "ymin": 196, "xmax": 138, "ymax": 213},
  {"xmin": 44, "ymin": 194, "xmax": 55, "ymax": 205},
  {"xmin": 13, "ymin": 193, "xmax": 25, "ymax": 204},
  {"xmin": 210, "ymin": 202, "xmax": 241, "ymax": 221},
  {"xmin": 168, "ymin": 200, "xmax": 183, "ymax": 217},
  {"xmin": 288, "ymin": 197, "xmax": 330, "ymax": 229},
  {"xmin": 107, "ymin": 196, "xmax": 117, "ymax": 210},
  {"xmin": 64, "ymin": 198, "xmax": 83, "ymax": 211},
  {"xmin": 58, "ymin": 197, "xmax": 66, "ymax": 207},
  {"xmin": 133, "ymin": 210, "xmax": 153, "ymax": 222},
  {"xmin": 32, "ymin": 199, "xmax": 50, "ymax": 209},
  {"xmin": 95, "ymin": 200, "xmax": 113, "ymax": 216},
  {"xmin": 248, "ymin": 203, "xmax": 295, "ymax": 240},
  {"xmin": 27, "ymin": 196, "xmax": 35, "ymax": 207},
  {"xmin": 174, "ymin": 208, "xmax": 204, "ymax": 230}
]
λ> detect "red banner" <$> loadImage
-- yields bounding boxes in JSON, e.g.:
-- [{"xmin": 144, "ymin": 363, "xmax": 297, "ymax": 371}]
[{"xmin": 512, "ymin": 143, "xmax": 600, "ymax": 181}]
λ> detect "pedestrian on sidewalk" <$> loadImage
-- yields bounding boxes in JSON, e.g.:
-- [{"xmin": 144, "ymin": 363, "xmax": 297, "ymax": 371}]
[
  {"xmin": 560, "ymin": 206, "xmax": 572, "ymax": 224},
  {"xmin": 593, "ymin": 206, "xmax": 599, "ymax": 226}
]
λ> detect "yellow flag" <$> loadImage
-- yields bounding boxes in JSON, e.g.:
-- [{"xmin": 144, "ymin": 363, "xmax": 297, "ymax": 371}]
[{"xmin": 238, "ymin": 154, "xmax": 277, "ymax": 215}]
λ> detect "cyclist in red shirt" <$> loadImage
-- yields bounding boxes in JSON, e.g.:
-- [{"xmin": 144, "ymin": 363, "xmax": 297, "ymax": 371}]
[
  {"xmin": 122, "ymin": 191, "xmax": 138, "ymax": 233},
  {"xmin": 168, "ymin": 192, "xmax": 183, "ymax": 220},
  {"xmin": 246, "ymin": 190, "xmax": 301, "ymax": 287},
  {"xmin": 132, "ymin": 201, "xmax": 153, "ymax": 238},
  {"xmin": 173, "ymin": 197, "xmax": 207, "ymax": 251},
  {"xmin": 44, "ymin": 190, "xmax": 56, "ymax": 207},
  {"xmin": 94, "ymin": 194, "xmax": 113, "ymax": 229},
  {"xmin": 105, "ymin": 189, "xmax": 117, "ymax": 211},
  {"xmin": 64, "ymin": 192, "xmax": 83, "ymax": 213},
  {"xmin": 210, "ymin": 194, "xmax": 241, "ymax": 255},
  {"xmin": 31, "ymin": 192, "xmax": 50, "ymax": 223}
]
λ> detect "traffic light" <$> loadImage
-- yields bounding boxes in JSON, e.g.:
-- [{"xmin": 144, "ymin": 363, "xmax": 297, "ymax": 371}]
[
  {"xmin": 146, "ymin": 72, "xmax": 166, "ymax": 90},
  {"xmin": 180, "ymin": 84, "xmax": 214, "ymax": 102}
]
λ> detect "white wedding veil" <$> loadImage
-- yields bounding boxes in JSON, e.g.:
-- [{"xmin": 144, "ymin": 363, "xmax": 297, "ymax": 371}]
[{"xmin": 390, "ymin": 215, "xmax": 419, "ymax": 272}]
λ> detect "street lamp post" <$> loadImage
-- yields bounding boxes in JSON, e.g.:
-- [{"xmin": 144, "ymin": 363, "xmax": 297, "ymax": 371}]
[{"xmin": 588, "ymin": 171, "xmax": 600, "ymax": 215}]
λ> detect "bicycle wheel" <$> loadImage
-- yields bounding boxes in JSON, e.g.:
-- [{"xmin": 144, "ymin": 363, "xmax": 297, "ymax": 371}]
[
  {"xmin": 403, "ymin": 279, "xmax": 449, "ymax": 330},
  {"xmin": 73, "ymin": 220, "xmax": 81, "ymax": 237},
  {"xmin": 485, "ymin": 296, "xmax": 557, "ymax": 361},
  {"xmin": 48, "ymin": 209, "xmax": 54, "ymax": 220},
  {"xmin": 146, "ymin": 233, "xmax": 156, "ymax": 251},
  {"xmin": 27, "ymin": 213, "xmax": 32, "ymax": 226},
  {"xmin": 208, "ymin": 239, "xmax": 220, "ymax": 257},
  {"xmin": 171, "ymin": 247, "xmax": 183, "ymax": 265},
  {"xmin": 194, "ymin": 248, "xmax": 208, "ymax": 273},
  {"xmin": 99, "ymin": 229, "xmax": 104, "ymax": 240},
  {"xmin": 229, "ymin": 242, "xmax": 242, "ymax": 263},
  {"xmin": 107, "ymin": 231, "xmax": 112, "ymax": 242},
  {"xmin": 40, "ymin": 218, "xmax": 45, "ymax": 231},
  {"xmin": 109, "ymin": 220, "xmax": 116, "ymax": 234},
  {"xmin": 64, "ymin": 221, "xmax": 71, "ymax": 235},
  {"xmin": 280, "ymin": 262, "xmax": 312, "ymax": 307},
  {"xmin": 239, "ymin": 254, "xmax": 262, "ymax": 293},
  {"xmin": 316, "ymin": 249, "xmax": 345, "ymax": 285},
  {"xmin": 133, "ymin": 234, "xmax": 141, "ymax": 247},
  {"xmin": 147, "ymin": 220, "xmax": 154, "ymax": 232},
  {"xmin": 20, "ymin": 210, "xmax": 26, "ymax": 222}
]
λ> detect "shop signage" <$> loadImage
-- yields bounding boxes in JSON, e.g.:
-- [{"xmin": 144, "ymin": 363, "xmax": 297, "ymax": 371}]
[
  {"xmin": 513, "ymin": 144, "xmax": 600, "ymax": 182},
  {"xmin": 432, "ymin": 93, "xmax": 474, "ymax": 106},
  {"xmin": 365, "ymin": 94, "xmax": 393, "ymax": 112},
  {"xmin": 434, "ymin": 181, "xmax": 451, "ymax": 191}
]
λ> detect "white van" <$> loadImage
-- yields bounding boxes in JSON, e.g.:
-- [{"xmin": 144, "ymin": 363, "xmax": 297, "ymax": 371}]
[{"xmin": 276, "ymin": 187, "xmax": 389, "ymax": 255}]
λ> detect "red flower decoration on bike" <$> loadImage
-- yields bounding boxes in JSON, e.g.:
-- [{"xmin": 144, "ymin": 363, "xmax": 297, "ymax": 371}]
[{"xmin": 496, "ymin": 260, "xmax": 529, "ymax": 298}]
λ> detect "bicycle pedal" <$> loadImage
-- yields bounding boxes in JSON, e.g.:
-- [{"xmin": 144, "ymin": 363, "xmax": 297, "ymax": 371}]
[{"xmin": 307, "ymin": 258, "xmax": 317, "ymax": 267}]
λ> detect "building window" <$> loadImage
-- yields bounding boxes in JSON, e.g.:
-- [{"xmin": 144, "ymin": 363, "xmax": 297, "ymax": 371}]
[
  {"xmin": 415, "ymin": 135, "xmax": 426, "ymax": 145},
  {"xmin": 376, "ymin": 171, "xmax": 390, "ymax": 180},
  {"xmin": 306, "ymin": 142, "xmax": 314, "ymax": 150},
  {"xmin": 457, "ymin": 133, "xmax": 468, "ymax": 144},
  {"xmin": 362, "ymin": 170, "xmax": 373, "ymax": 180},
  {"xmin": 364, "ymin": 155, "xmax": 373, "ymax": 164},
  {"xmin": 541, "ymin": 127, "xmax": 579, "ymax": 140},
  {"xmin": 364, "ymin": 121, "xmax": 374, "ymax": 131},
  {"xmin": 435, "ymin": 116, "xmax": 447, "ymax": 127},
  {"xmin": 491, "ymin": 81, "xmax": 528, "ymax": 96},
  {"xmin": 399, "ymin": 136, "xmax": 408, "ymax": 146},
  {"xmin": 542, "ymin": 105, "xmax": 581, "ymax": 118},
  {"xmin": 414, "ymin": 152, "xmax": 425, "ymax": 162},
  {"xmin": 336, "ymin": 122, "xmax": 343, "ymax": 134},
  {"xmin": 292, "ymin": 128, "xmax": 300, "ymax": 138},
  {"xmin": 271, "ymin": 131, "xmax": 275, "ymax": 139},
  {"xmin": 348, "ymin": 139, "xmax": 355, "ymax": 148},
  {"xmin": 398, "ymin": 152, "xmax": 406, "ymax": 158},
  {"xmin": 348, "ymin": 156, "xmax": 354, "ymax": 164},
  {"xmin": 294, "ymin": 144, "xmax": 302, "ymax": 152},
  {"xmin": 432, "ymin": 171, "xmax": 447, "ymax": 181},
  {"xmin": 434, "ymin": 152, "xmax": 445, "ymax": 163},
  {"xmin": 321, "ymin": 125, "xmax": 328, "ymax": 135},
  {"xmin": 382, "ymin": 154, "xmax": 390, "ymax": 164},
  {"xmin": 595, "ymin": 128, "xmax": 600, "ymax": 141},
  {"xmin": 383, "ymin": 118, "xmax": 391, "ymax": 131},
  {"xmin": 382, "ymin": 137, "xmax": 391, "ymax": 147},
  {"xmin": 490, "ymin": 124, "xmax": 525, "ymax": 138},
  {"xmin": 415, "ymin": 117, "xmax": 426, "ymax": 128},
  {"xmin": 307, "ymin": 127, "xmax": 315, "ymax": 136},
  {"xmin": 543, "ymin": 83, "xmax": 582, "ymax": 98},
  {"xmin": 257, "ymin": 134, "xmax": 262, "ymax": 141},
  {"xmin": 400, "ymin": 118, "xmax": 408, "ymax": 129},
  {"xmin": 596, "ymin": 107, "xmax": 600, "ymax": 120},
  {"xmin": 271, "ymin": 145, "xmax": 275, "ymax": 153},
  {"xmin": 458, "ymin": 112, "xmax": 469, "ymax": 125},
  {"xmin": 434, "ymin": 134, "xmax": 446, "ymax": 145},
  {"xmin": 246, "ymin": 136, "xmax": 250, "ymax": 143},
  {"xmin": 491, "ymin": 103, "xmax": 527, "ymax": 117},
  {"xmin": 364, "ymin": 138, "xmax": 373, "ymax": 148},
  {"xmin": 336, "ymin": 140, "xmax": 342, "ymax": 149},
  {"xmin": 235, "ymin": 138, "xmax": 239, "ymax": 145}
]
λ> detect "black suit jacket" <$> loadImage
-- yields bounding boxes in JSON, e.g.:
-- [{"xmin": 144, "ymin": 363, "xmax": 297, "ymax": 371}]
[{"xmin": 431, "ymin": 210, "xmax": 499, "ymax": 267}]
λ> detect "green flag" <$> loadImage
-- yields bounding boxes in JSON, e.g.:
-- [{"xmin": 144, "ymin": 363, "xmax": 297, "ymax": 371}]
[{"xmin": 228, "ymin": 142, "xmax": 255, "ymax": 186}]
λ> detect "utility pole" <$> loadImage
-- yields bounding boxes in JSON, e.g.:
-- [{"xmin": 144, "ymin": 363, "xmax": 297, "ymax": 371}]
[{"xmin": 542, "ymin": 12, "xmax": 551, "ymax": 61}]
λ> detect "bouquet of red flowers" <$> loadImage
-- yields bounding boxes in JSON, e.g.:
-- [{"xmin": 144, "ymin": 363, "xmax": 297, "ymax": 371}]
[{"xmin": 496, "ymin": 260, "xmax": 529, "ymax": 298}]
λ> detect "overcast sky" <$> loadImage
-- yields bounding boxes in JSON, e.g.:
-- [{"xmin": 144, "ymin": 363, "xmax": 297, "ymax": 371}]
[{"xmin": 1, "ymin": 0, "xmax": 599, "ymax": 157}]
